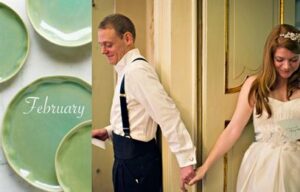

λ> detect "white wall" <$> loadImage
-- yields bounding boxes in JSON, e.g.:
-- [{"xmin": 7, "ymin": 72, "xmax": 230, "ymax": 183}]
[{"xmin": 0, "ymin": 0, "xmax": 91, "ymax": 191}]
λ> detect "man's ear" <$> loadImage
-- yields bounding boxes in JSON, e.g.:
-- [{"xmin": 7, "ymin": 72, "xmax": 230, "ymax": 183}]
[{"xmin": 123, "ymin": 32, "xmax": 134, "ymax": 45}]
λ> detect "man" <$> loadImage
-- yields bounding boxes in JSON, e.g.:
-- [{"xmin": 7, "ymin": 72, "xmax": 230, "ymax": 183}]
[{"xmin": 92, "ymin": 13, "xmax": 196, "ymax": 192}]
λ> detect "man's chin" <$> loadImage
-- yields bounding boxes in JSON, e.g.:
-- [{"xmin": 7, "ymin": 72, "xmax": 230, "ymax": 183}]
[{"xmin": 107, "ymin": 59, "xmax": 117, "ymax": 65}]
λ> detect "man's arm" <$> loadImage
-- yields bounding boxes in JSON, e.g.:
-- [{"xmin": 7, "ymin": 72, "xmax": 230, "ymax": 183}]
[{"xmin": 127, "ymin": 64, "xmax": 196, "ymax": 186}]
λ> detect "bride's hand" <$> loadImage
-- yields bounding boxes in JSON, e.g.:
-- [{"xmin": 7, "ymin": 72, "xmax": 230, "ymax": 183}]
[{"xmin": 188, "ymin": 166, "xmax": 207, "ymax": 185}]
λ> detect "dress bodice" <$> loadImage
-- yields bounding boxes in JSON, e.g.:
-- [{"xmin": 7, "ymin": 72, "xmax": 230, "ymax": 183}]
[{"xmin": 253, "ymin": 97, "xmax": 300, "ymax": 149}]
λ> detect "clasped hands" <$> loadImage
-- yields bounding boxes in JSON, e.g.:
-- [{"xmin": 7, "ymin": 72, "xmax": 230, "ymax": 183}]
[{"xmin": 180, "ymin": 165, "xmax": 206, "ymax": 192}]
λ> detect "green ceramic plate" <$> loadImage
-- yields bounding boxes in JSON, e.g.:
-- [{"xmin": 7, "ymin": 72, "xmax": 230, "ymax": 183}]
[
  {"xmin": 26, "ymin": 0, "xmax": 91, "ymax": 47},
  {"xmin": 55, "ymin": 120, "xmax": 92, "ymax": 192},
  {"xmin": 0, "ymin": 2, "xmax": 29, "ymax": 83},
  {"xmin": 1, "ymin": 76, "xmax": 92, "ymax": 192}
]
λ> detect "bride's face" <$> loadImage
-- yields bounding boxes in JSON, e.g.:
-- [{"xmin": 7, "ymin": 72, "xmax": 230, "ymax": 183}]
[{"xmin": 273, "ymin": 47, "xmax": 300, "ymax": 79}]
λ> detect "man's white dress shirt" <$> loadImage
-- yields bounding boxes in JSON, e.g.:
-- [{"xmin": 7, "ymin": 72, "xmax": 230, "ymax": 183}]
[{"xmin": 105, "ymin": 48, "xmax": 196, "ymax": 167}]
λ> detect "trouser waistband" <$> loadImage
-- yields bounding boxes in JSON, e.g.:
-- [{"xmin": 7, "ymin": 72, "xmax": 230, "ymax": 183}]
[{"xmin": 112, "ymin": 132, "xmax": 158, "ymax": 160}]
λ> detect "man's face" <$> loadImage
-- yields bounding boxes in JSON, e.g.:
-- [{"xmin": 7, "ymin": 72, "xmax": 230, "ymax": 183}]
[{"xmin": 98, "ymin": 28, "xmax": 129, "ymax": 65}]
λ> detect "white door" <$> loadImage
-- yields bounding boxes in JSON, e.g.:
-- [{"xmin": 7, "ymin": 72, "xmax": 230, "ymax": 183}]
[{"xmin": 201, "ymin": 0, "xmax": 295, "ymax": 191}]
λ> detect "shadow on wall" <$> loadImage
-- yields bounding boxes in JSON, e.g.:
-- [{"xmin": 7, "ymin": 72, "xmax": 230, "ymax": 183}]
[
  {"xmin": 92, "ymin": 140, "xmax": 114, "ymax": 192},
  {"xmin": 34, "ymin": 32, "xmax": 92, "ymax": 64}
]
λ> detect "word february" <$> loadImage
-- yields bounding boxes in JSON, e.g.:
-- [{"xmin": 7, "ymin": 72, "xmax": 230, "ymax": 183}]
[{"xmin": 23, "ymin": 96, "xmax": 85, "ymax": 118}]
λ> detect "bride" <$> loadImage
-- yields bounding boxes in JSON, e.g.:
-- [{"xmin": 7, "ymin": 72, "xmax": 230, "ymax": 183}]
[{"xmin": 189, "ymin": 24, "xmax": 300, "ymax": 192}]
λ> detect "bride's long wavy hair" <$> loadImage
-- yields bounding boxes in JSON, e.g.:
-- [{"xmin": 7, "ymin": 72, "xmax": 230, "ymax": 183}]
[{"xmin": 248, "ymin": 24, "xmax": 300, "ymax": 117}]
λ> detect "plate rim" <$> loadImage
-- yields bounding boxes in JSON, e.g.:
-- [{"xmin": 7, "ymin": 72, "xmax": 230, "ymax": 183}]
[
  {"xmin": 0, "ymin": 2, "xmax": 30, "ymax": 83},
  {"xmin": 25, "ymin": 0, "xmax": 91, "ymax": 47},
  {"xmin": 1, "ymin": 75, "xmax": 91, "ymax": 192},
  {"xmin": 55, "ymin": 120, "xmax": 92, "ymax": 192}
]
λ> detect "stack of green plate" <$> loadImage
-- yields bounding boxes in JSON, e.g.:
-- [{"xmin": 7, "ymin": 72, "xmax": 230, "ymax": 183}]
[
  {"xmin": 0, "ymin": 2, "xmax": 29, "ymax": 83},
  {"xmin": 55, "ymin": 120, "xmax": 92, "ymax": 192},
  {"xmin": 1, "ymin": 76, "xmax": 92, "ymax": 192},
  {"xmin": 26, "ymin": 0, "xmax": 91, "ymax": 47}
]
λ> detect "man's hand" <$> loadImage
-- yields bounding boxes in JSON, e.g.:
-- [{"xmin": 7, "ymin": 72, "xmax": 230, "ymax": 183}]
[
  {"xmin": 92, "ymin": 128, "xmax": 109, "ymax": 141},
  {"xmin": 180, "ymin": 165, "xmax": 195, "ymax": 191}
]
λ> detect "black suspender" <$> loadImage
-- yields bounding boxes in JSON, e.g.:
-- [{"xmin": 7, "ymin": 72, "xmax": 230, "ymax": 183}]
[
  {"xmin": 119, "ymin": 57, "xmax": 147, "ymax": 138},
  {"xmin": 120, "ymin": 77, "xmax": 130, "ymax": 138}
]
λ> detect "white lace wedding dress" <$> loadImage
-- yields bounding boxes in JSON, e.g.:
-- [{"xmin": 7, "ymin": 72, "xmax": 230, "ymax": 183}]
[{"xmin": 237, "ymin": 98, "xmax": 300, "ymax": 192}]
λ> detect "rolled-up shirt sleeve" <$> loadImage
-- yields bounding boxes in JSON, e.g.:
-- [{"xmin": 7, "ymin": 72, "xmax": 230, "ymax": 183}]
[{"xmin": 126, "ymin": 65, "xmax": 196, "ymax": 167}]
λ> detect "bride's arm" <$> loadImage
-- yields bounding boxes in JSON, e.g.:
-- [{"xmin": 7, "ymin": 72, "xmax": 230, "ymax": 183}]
[{"xmin": 189, "ymin": 76, "xmax": 256, "ymax": 184}]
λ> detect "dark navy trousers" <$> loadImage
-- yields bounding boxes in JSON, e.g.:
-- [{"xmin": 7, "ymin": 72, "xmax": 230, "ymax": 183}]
[{"xmin": 112, "ymin": 132, "xmax": 162, "ymax": 192}]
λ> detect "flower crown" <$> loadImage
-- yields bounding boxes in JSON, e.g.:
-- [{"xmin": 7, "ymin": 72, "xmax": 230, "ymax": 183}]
[{"xmin": 279, "ymin": 32, "xmax": 300, "ymax": 42}]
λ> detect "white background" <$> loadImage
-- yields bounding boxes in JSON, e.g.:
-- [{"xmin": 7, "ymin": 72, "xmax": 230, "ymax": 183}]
[{"xmin": 0, "ymin": 0, "xmax": 91, "ymax": 191}]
